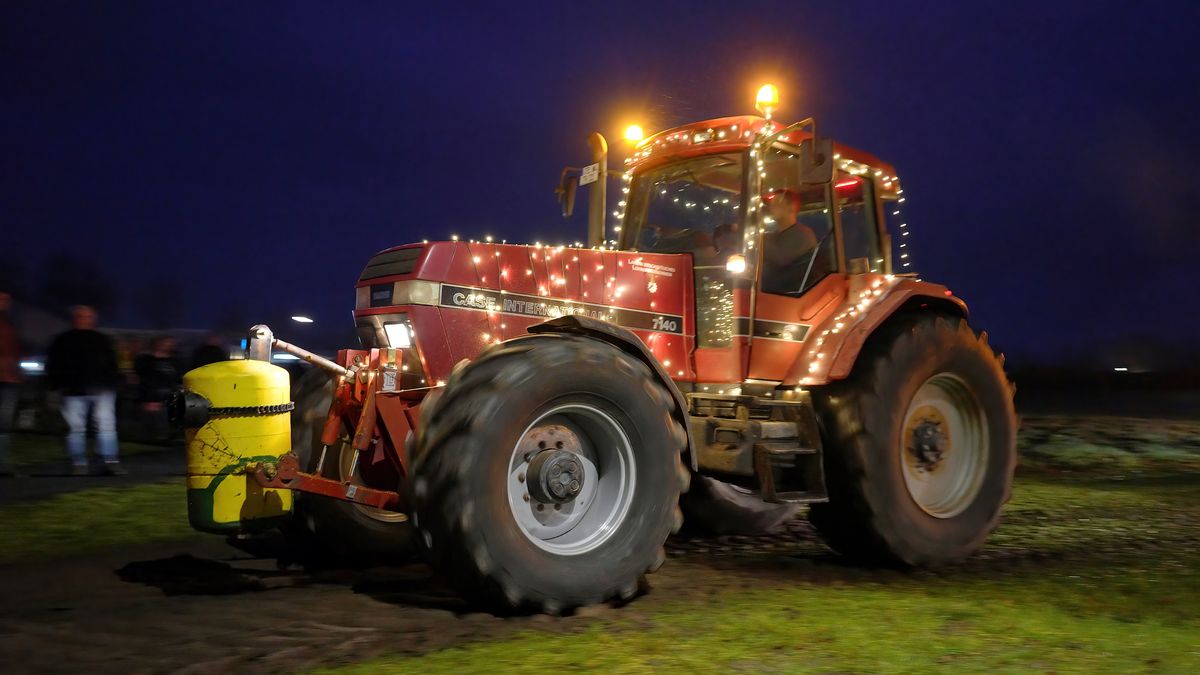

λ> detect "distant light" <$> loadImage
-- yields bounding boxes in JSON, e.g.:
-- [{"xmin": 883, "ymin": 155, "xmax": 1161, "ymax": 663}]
[
  {"xmin": 19, "ymin": 360, "xmax": 44, "ymax": 372},
  {"xmin": 1113, "ymin": 367, "xmax": 1129, "ymax": 372},
  {"xmin": 624, "ymin": 125, "xmax": 644, "ymax": 143},
  {"xmin": 834, "ymin": 179, "xmax": 858, "ymax": 189},
  {"xmin": 291, "ymin": 316, "xmax": 314, "ymax": 323},
  {"xmin": 272, "ymin": 353, "xmax": 300, "ymax": 361}
]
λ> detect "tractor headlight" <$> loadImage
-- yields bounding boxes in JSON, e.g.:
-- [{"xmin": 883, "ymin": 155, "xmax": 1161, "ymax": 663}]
[
  {"xmin": 725, "ymin": 254, "xmax": 747, "ymax": 274},
  {"xmin": 383, "ymin": 323, "xmax": 411, "ymax": 348}
]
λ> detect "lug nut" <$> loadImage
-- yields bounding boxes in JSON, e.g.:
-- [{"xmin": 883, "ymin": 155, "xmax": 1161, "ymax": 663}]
[{"xmin": 518, "ymin": 472, "xmax": 525, "ymax": 483}]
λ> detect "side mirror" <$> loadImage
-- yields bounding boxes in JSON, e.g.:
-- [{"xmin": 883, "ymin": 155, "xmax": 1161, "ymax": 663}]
[
  {"xmin": 762, "ymin": 118, "xmax": 834, "ymax": 186},
  {"xmin": 798, "ymin": 137, "xmax": 835, "ymax": 185},
  {"xmin": 556, "ymin": 169, "xmax": 578, "ymax": 218}
]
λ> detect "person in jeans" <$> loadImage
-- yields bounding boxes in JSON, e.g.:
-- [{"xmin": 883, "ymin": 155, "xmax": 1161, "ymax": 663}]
[
  {"xmin": 46, "ymin": 305, "xmax": 125, "ymax": 475},
  {"xmin": 0, "ymin": 291, "xmax": 19, "ymax": 477}
]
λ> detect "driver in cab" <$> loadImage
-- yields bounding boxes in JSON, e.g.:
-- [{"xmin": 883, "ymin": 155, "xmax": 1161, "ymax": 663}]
[{"xmin": 760, "ymin": 189, "xmax": 819, "ymax": 295}]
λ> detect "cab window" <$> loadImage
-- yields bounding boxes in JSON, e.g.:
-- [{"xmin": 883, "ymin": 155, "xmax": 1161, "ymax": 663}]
[
  {"xmin": 835, "ymin": 174, "xmax": 883, "ymax": 273},
  {"xmin": 622, "ymin": 153, "xmax": 744, "ymax": 266},
  {"xmin": 758, "ymin": 147, "xmax": 836, "ymax": 296}
]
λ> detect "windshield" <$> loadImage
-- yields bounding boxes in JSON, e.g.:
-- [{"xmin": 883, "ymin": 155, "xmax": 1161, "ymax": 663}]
[{"xmin": 621, "ymin": 153, "xmax": 744, "ymax": 266}]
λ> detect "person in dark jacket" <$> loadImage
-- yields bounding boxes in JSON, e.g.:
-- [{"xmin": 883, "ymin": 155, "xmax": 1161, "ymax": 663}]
[
  {"xmin": 134, "ymin": 335, "xmax": 180, "ymax": 443},
  {"xmin": 46, "ymin": 305, "xmax": 124, "ymax": 475},
  {"xmin": 190, "ymin": 333, "xmax": 227, "ymax": 370},
  {"xmin": 0, "ymin": 292, "xmax": 20, "ymax": 476},
  {"xmin": 760, "ymin": 189, "xmax": 822, "ymax": 295}
]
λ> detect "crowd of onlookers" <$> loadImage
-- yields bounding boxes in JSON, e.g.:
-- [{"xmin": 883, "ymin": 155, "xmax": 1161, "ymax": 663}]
[{"xmin": 0, "ymin": 292, "xmax": 229, "ymax": 477}]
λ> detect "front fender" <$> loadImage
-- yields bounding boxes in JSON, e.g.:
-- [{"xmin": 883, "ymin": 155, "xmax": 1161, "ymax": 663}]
[{"xmin": 782, "ymin": 278, "xmax": 968, "ymax": 386}]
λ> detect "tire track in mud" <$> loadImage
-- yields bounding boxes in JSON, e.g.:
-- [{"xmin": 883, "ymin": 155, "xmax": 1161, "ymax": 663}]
[{"xmin": 0, "ymin": 514, "xmax": 1084, "ymax": 674}]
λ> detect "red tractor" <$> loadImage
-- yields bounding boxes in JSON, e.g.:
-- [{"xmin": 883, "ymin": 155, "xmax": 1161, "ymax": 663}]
[{"xmin": 176, "ymin": 89, "xmax": 1016, "ymax": 613}]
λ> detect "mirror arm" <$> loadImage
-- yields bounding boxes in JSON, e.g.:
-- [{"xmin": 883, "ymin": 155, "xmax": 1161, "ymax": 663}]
[
  {"xmin": 556, "ymin": 167, "xmax": 581, "ymax": 217},
  {"xmin": 759, "ymin": 117, "xmax": 816, "ymax": 149}
]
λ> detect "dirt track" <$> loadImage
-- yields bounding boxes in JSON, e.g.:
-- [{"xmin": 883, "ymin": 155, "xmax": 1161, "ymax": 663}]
[
  {"xmin": 0, "ymin": 521, "xmax": 843, "ymax": 673},
  {"xmin": 0, "ymin": 513, "xmax": 1120, "ymax": 674}
]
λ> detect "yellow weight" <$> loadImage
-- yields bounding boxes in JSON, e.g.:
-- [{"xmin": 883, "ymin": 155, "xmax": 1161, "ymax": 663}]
[{"xmin": 182, "ymin": 359, "xmax": 294, "ymax": 533}]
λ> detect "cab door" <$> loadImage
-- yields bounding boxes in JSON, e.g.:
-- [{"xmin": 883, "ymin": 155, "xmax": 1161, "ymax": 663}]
[{"xmin": 746, "ymin": 169, "xmax": 884, "ymax": 382}]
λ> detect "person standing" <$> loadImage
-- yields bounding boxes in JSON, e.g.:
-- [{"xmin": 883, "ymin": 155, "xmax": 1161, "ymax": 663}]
[
  {"xmin": 134, "ymin": 335, "xmax": 180, "ymax": 444},
  {"xmin": 0, "ymin": 291, "xmax": 19, "ymax": 477},
  {"xmin": 190, "ymin": 333, "xmax": 227, "ymax": 370},
  {"xmin": 46, "ymin": 305, "xmax": 125, "ymax": 475}
]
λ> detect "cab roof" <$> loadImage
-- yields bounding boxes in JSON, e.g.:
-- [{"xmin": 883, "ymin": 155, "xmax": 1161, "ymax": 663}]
[{"xmin": 626, "ymin": 114, "xmax": 899, "ymax": 184}]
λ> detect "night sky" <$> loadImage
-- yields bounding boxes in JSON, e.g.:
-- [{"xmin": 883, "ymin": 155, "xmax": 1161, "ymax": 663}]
[{"xmin": 3, "ymin": 1, "xmax": 1198, "ymax": 365}]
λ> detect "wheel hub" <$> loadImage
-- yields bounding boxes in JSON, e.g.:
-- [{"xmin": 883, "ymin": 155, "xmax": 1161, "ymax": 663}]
[
  {"xmin": 506, "ymin": 407, "xmax": 635, "ymax": 556},
  {"xmin": 529, "ymin": 450, "xmax": 585, "ymax": 503},
  {"xmin": 899, "ymin": 374, "xmax": 989, "ymax": 519},
  {"xmin": 908, "ymin": 413, "xmax": 948, "ymax": 471}
]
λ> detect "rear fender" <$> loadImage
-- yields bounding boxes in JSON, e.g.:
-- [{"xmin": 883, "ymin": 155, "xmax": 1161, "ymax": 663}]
[
  {"xmin": 528, "ymin": 315, "xmax": 698, "ymax": 470},
  {"xmin": 785, "ymin": 279, "xmax": 968, "ymax": 386}
]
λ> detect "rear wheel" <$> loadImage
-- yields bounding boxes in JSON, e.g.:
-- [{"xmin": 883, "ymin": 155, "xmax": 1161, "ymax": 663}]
[
  {"xmin": 808, "ymin": 314, "xmax": 1016, "ymax": 566},
  {"xmin": 411, "ymin": 334, "xmax": 688, "ymax": 612},
  {"xmin": 285, "ymin": 368, "xmax": 413, "ymax": 563}
]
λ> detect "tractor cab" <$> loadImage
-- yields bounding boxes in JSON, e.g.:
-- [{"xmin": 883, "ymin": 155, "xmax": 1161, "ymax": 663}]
[{"xmin": 616, "ymin": 112, "xmax": 908, "ymax": 387}]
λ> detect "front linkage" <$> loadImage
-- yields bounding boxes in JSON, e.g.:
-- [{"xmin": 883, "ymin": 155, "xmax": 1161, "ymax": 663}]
[{"xmin": 243, "ymin": 324, "xmax": 417, "ymax": 513}]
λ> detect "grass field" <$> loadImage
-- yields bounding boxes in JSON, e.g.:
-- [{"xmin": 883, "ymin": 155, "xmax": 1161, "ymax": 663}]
[
  {"xmin": 2, "ymin": 416, "xmax": 1197, "ymax": 671},
  {"xmin": 0, "ymin": 480, "xmax": 195, "ymax": 565},
  {"xmin": 7, "ymin": 432, "xmax": 168, "ymax": 468}
]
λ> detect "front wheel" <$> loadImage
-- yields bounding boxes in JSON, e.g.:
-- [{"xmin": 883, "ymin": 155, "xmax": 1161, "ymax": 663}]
[
  {"xmin": 808, "ymin": 314, "xmax": 1016, "ymax": 567},
  {"xmin": 411, "ymin": 334, "xmax": 688, "ymax": 613}
]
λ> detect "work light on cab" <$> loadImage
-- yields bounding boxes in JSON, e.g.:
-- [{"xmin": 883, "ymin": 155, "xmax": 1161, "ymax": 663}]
[{"xmin": 755, "ymin": 83, "xmax": 780, "ymax": 118}]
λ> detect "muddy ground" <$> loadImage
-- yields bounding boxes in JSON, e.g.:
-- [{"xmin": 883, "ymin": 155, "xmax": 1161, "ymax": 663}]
[{"xmin": 0, "ymin": 414, "xmax": 1197, "ymax": 673}]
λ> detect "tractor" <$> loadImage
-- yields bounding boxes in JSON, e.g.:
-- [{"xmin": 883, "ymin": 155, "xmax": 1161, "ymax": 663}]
[{"xmin": 173, "ymin": 85, "xmax": 1016, "ymax": 613}]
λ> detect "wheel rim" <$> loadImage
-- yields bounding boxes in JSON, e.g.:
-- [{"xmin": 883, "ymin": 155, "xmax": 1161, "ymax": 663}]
[
  {"xmin": 506, "ymin": 403, "xmax": 636, "ymax": 556},
  {"xmin": 900, "ymin": 372, "xmax": 988, "ymax": 519}
]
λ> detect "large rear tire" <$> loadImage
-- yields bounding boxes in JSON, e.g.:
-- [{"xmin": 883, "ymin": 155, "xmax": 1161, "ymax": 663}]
[
  {"xmin": 411, "ymin": 334, "xmax": 688, "ymax": 613},
  {"xmin": 285, "ymin": 368, "xmax": 413, "ymax": 563},
  {"xmin": 808, "ymin": 314, "xmax": 1016, "ymax": 566}
]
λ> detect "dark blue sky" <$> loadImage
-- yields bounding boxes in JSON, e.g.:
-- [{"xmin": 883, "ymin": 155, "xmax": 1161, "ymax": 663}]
[{"xmin": 3, "ymin": 1, "xmax": 1198, "ymax": 363}]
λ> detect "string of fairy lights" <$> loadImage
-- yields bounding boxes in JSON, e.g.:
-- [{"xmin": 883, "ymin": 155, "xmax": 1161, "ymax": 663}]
[
  {"xmin": 611, "ymin": 117, "xmax": 916, "ymax": 272},
  {"xmin": 433, "ymin": 113, "xmax": 919, "ymax": 388}
]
